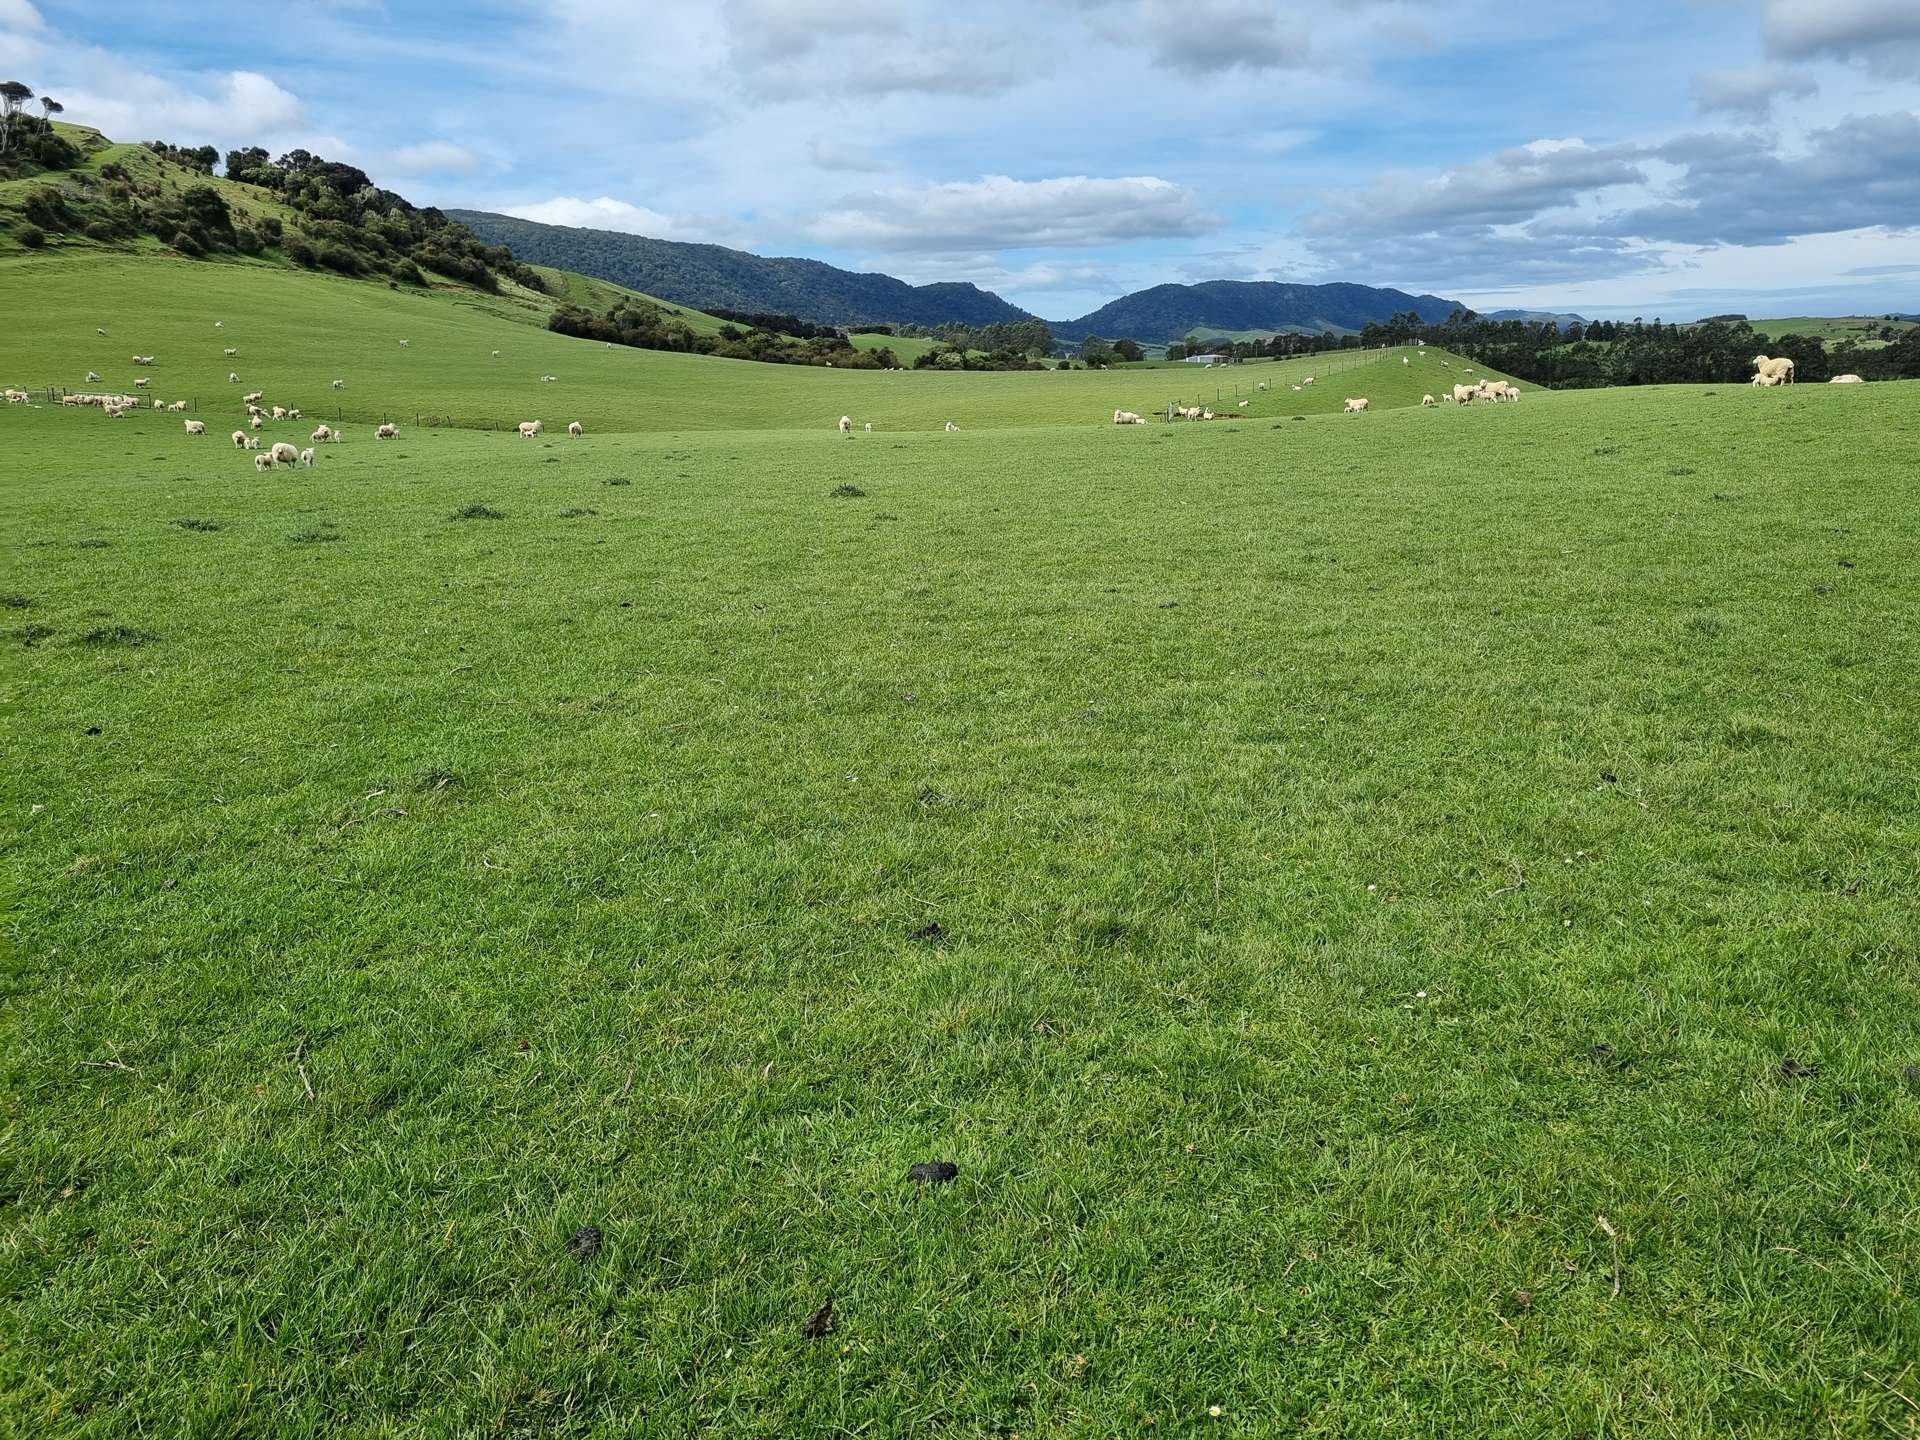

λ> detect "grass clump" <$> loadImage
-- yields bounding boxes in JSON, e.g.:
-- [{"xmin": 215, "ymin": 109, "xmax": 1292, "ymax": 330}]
[
  {"xmin": 450, "ymin": 503, "xmax": 506, "ymax": 521},
  {"xmin": 79, "ymin": 624, "xmax": 159, "ymax": 647},
  {"xmin": 171, "ymin": 518, "xmax": 224, "ymax": 532},
  {"xmin": 830, "ymin": 483, "xmax": 866, "ymax": 498},
  {"xmin": 288, "ymin": 523, "xmax": 341, "ymax": 544}
]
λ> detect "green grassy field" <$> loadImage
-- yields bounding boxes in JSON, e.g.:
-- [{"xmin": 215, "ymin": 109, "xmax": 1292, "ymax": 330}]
[
  {"xmin": 1748, "ymin": 317, "xmax": 1916, "ymax": 350},
  {"xmin": 0, "ymin": 255, "xmax": 1505, "ymax": 434},
  {"xmin": 6, "ymin": 337, "xmax": 1919, "ymax": 1436}
]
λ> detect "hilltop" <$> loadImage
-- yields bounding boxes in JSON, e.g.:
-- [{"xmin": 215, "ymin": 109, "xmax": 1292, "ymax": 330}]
[
  {"xmin": 451, "ymin": 210, "xmax": 1039, "ymax": 331},
  {"xmin": 1049, "ymin": 281, "xmax": 1463, "ymax": 344}
]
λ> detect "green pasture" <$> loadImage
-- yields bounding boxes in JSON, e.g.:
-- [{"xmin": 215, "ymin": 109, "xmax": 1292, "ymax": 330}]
[
  {"xmin": 1747, "ymin": 316, "xmax": 1915, "ymax": 350},
  {"xmin": 5, "ymin": 369, "xmax": 1919, "ymax": 1435},
  {"xmin": 0, "ymin": 255, "xmax": 1505, "ymax": 434}
]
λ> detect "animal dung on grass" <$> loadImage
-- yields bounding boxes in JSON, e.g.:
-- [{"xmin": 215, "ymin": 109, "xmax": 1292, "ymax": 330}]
[
  {"xmin": 907, "ymin": 1161, "xmax": 959, "ymax": 1187},
  {"xmin": 1777, "ymin": 1056, "xmax": 1820, "ymax": 1081},
  {"xmin": 909, "ymin": 921, "xmax": 946, "ymax": 944},
  {"xmin": 566, "ymin": 1225, "xmax": 603, "ymax": 1262},
  {"xmin": 801, "ymin": 1300, "xmax": 836, "ymax": 1339}
]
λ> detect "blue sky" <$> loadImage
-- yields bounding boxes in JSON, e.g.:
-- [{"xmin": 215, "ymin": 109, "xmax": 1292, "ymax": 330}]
[{"xmin": 4, "ymin": 0, "xmax": 1918, "ymax": 321}]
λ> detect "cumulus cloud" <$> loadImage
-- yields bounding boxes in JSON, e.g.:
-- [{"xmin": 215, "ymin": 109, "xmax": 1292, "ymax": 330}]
[
  {"xmin": 808, "ymin": 174, "xmax": 1218, "ymax": 254},
  {"xmin": 54, "ymin": 68, "xmax": 303, "ymax": 146},
  {"xmin": 1606, "ymin": 111, "xmax": 1920, "ymax": 247},
  {"xmin": 1132, "ymin": 0, "xmax": 1310, "ymax": 74},
  {"xmin": 1690, "ymin": 63, "xmax": 1818, "ymax": 119},
  {"xmin": 1764, "ymin": 0, "xmax": 1920, "ymax": 79},
  {"xmin": 503, "ymin": 195, "xmax": 746, "ymax": 246},
  {"xmin": 385, "ymin": 140, "xmax": 482, "ymax": 176},
  {"xmin": 721, "ymin": 0, "xmax": 1032, "ymax": 97}
]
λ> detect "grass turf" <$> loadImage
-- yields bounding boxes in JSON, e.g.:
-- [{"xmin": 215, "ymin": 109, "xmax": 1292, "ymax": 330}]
[{"xmin": 5, "ymin": 377, "xmax": 1919, "ymax": 1436}]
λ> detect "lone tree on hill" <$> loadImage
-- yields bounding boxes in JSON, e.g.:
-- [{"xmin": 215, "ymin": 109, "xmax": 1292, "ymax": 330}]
[
  {"xmin": 40, "ymin": 96, "xmax": 62, "ymax": 122},
  {"xmin": 0, "ymin": 80, "xmax": 33, "ymax": 153}
]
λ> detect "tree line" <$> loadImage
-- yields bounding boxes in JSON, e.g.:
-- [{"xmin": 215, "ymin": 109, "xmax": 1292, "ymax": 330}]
[{"xmin": 549, "ymin": 298, "xmax": 900, "ymax": 369}]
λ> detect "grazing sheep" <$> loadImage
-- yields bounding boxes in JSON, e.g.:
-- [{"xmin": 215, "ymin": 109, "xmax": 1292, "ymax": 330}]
[
  {"xmin": 1256, "ymin": 381, "xmax": 1268, "ymax": 391},
  {"xmin": 1113, "ymin": 410, "xmax": 1145, "ymax": 425},
  {"xmin": 1831, "ymin": 373, "xmax": 1865, "ymax": 384},
  {"xmin": 568, "ymin": 421, "xmax": 583, "ymax": 438},
  {"xmin": 231, "ymin": 430, "xmax": 249, "ymax": 447},
  {"xmin": 271, "ymin": 442, "xmax": 299, "ymax": 465},
  {"xmin": 299, "ymin": 448, "xmax": 315, "ymax": 469},
  {"xmin": 332, "ymin": 379, "xmax": 345, "ymax": 389},
  {"xmin": 254, "ymin": 452, "xmax": 276, "ymax": 473},
  {"xmin": 1452, "ymin": 384, "xmax": 1477, "ymax": 405},
  {"xmin": 224, "ymin": 347, "xmax": 237, "ymax": 357},
  {"xmin": 1421, "ymin": 394, "xmax": 1436, "ymax": 407},
  {"xmin": 311, "ymin": 425, "xmax": 335, "ymax": 444},
  {"xmin": 839, "ymin": 415, "xmax": 853, "ymax": 434},
  {"xmin": 1752, "ymin": 354, "xmax": 1795, "ymax": 385},
  {"xmin": 399, "ymin": 339, "xmax": 409, "ymax": 348},
  {"xmin": 184, "ymin": 419, "xmax": 206, "ymax": 435},
  {"xmin": 517, "ymin": 421, "xmax": 541, "ymax": 439},
  {"xmin": 375, "ymin": 422, "xmax": 398, "ymax": 440},
  {"xmin": 1302, "ymin": 376, "xmax": 1315, "ymax": 387},
  {"xmin": 287, "ymin": 408, "xmax": 302, "ymax": 420},
  {"xmin": 945, "ymin": 421, "xmax": 959, "ymax": 432},
  {"xmin": 1237, "ymin": 399, "xmax": 1249, "ymax": 408},
  {"xmin": 214, "ymin": 321, "xmax": 222, "ymax": 328},
  {"xmin": 85, "ymin": 371, "xmax": 101, "ymax": 383},
  {"xmin": 491, "ymin": 350, "xmax": 500, "ymax": 357},
  {"xmin": 247, "ymin": 405, "xmax": 263, "ymax": 420},
  {"xmin": 96, "ymin": 327, "xmax": 106, "ymax": 336},
  {"xmin": 865, "ymin": 422, "xmax": 872, "ymax": 433},
  {"xmin": 134, "ymin": 377, "xmax": 150, "ymax": 388},
  {"xmin": 243, "ymin": 391, "xmax": 264, "ymax": 405},
  {"xmin": 243, "ymin": 435, "xmax": 260, "ymax": 450},
  {"xmin": 250, "ymin": 415, "xmax": 264, "ymax": 430},
  {"xmin": 169, "ymin": 400, "xmax": 187, "ymax": 411},
  {"xmin": 229, "ymin": 372, "xmax": 240, "ymax": 383},
  {"xmin": 541, "ymin": 374, "xmax": 558, "ymax": 383},
  {"xmin": 1343, "ymin": 398, "xmax": 1370, "ymax": 413}
]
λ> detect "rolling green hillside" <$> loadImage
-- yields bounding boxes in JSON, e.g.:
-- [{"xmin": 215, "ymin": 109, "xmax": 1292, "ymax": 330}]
[
  {"xmin": 1050, "ymin": 280, "xmax": 1463, "ymax": 344},
  {"xmin": 0, "ymin": 253, "xmax": 1512, "ymax": 433},
  {"xmin": 1748, "ymin": 316, "xmax": 1916, "ymax": 349}
]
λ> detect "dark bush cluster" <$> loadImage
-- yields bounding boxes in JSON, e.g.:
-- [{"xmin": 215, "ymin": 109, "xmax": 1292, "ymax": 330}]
[{"xmin": 550, "ymin": 299, "xmax": 899, "ymax": 369}]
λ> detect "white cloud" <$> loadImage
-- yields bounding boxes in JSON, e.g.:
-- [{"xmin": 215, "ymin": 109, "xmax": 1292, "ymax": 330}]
[
  {"xmin": 809, "ymin": 136, "xmax": 887, "ymax": 172},
  {"xmin": 385, "ymin": 140, "xmax": 482, "ymax": 176},
  {"xmin": 55, "ymin": 68, "xmax": 304, "ymax": 146},
  {"xmin": 503, "ymin": 195, "xmax": 745, "ymax": 246},
  {"xmin": 808, "ymin": 174, "xmax": 1219, "ymax": 254},
  {"xmin": 0, "ymin": 0, "xmax": 45, "ymax": 31},
  {"xmin": 1690, "ymin": 63, "xmax": 1818, "ymax": 118},
  {"xmin": 1764, "ymin": 0, "xmax": 1920, "ymax": 79}
]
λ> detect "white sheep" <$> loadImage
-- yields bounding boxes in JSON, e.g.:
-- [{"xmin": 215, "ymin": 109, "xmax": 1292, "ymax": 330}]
[
  {"xmin": 250, "ymin": 415, "xmax": 264, "ymax": 430},
  {"xmin": 1237, "ymin": 399, "xmax": 1249, "ymax": 408},
  {"xmin": 311, "ymin": 425, "xmax": 335, "ymax": 444},
  {"xmin": 1403, "ymin": 356, "xmax": 1410, "ymax": 365},
  {"xmin": 1830, "ymin": 373, "xmax": 1865, "ymax": 384},
  {"xmin": 1421, "ymin": 394, "xmax": 1436, "ymax": 407},
  {"xmin": 86, "ymin": 371, "xmax": 101, "ymax": 383},
  {"xmin": 185, "ymin": 419, "xmax": 207, "ymax": 435},
  {"xmin": 134, "ymin": 377, "xmax": 150, "ymax": 388},
  {"xmin": 299, "ymin": 448, "xmax": 315, "ymax": 469},
  {"xmin": 491, "ymin": 350, "xmax": 500, "ymax": 357},
  {"xmin": 1302, "ymin": 376, "xmax": 1315, "ymax": 387},
  {"xmin": 839, "ymin": 415, "xmax": 853, "ymax": 435},
  {"xmin": 169, "ymin": 400, "xmax": 187, "ymax": 412},
  {"xmin": 243, "ymin": 435, "xmax": 261, "ymax": 450},
  {"xmin": 518, "ymin": 421, "xmax": 541, "ymax": 438},
  {"xmin": 945, "ymin": 421, "xmax": 958, "ymax": 432},
  {"xmin": 568, "ymin": 421, "xmax": 583, "ymax": 437},
  {"xmin": 1256, "ymin": 381, "xmax": 1268, "ymax": 391},
  {"xmin": 332, "ymin": 379, "xmax": 345, "ymax": 390},
  {"xmin": 864, "ymin": 422, "xmax": 873, "ymax": 433},
  {"xmin": 229, "ymin": 373, "xmax": 240, "ymax": 383},
  {"xmin": 287, "ymin": 408, "xmax": 302, "ymax": 420},
  {"xmin": 231, "ymin": 430, "xmax": 250, "ymax": 447},
  {"xmin": 1752, "ymin": 355, "xmax": 1795, "ymax": 385},
  {"xmin": 271, "ymin": 406, "xmax": 286, "ymax": 421},
  {"xmin": 96, "ymin": 327, "xmax": 106, "ymax": 336},
  {"xmin": 399, "ymin": 339, "xmax": 409, "ymax": 347},
  {"xmin": 1453, "ymin": 384, "xmax": 1477, "ymax": 405},
  {"xmin": 1344, "ymin": 397, "xmax": 1370, "ymax": 413},
  {"xmin": 254, "ymin": 452, "xmax": 276, "ymax": 472},
  {"xmin": 375, "ymin": 422, "xmax": 398, "ymax": 440},
  {"xmin": 271, "ymin": 442, "xmax": 299, "ymax": 465},
  {"xmin": 214, "ymin": 321, "xmax": 222, "ymax": 328},
  {"xmin": 243, "ymin": 391, "xmax": 264, "ymax": 405},
  {"xmin": 224, "ymin": 348, "xmax": 237, "ymax": 357}
]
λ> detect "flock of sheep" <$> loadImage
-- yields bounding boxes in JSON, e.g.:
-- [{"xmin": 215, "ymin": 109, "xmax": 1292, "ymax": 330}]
[{"xmin": 22, "ymin": 325, "xmax": 592, "ymax": 472}]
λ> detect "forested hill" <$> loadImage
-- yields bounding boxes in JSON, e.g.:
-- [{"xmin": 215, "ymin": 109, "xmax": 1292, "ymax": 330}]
[
  {"xmin": 1050, "ymin": 281, "xmax": 1463, "ymax": 343},
  {"xmin": 450, "ymin": 211, "xmax": 1039, "ymax": 330}
]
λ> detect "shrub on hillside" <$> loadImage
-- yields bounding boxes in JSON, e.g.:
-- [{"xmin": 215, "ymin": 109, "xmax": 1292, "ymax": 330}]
[
  {"xmin": 284, "ymin": 236, "xmax": 316, "ymax": 268},
  {"xmin": 17, "ymin": 224, "xmax": 46, "ymax": 248},
  {"xmin": 170, "ymin": 230, "xmax": 203, "ymax": 257},
  {"xmin": 391, "ymin": 258, "xmax": 426, "ymax": 286}
]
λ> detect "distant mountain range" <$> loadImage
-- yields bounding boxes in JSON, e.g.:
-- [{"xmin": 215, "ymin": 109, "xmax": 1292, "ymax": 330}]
[
  {"xmin": 1050, "ymin": 281, "xmax": 1462, "ymax": 343},
  {"xmin": 451, "ymin": 211, "xmax": 1036, "ymax": 330},
  {"xmin": 453, "ymin": 210, "xmax": 1467, "ymax": 344}
]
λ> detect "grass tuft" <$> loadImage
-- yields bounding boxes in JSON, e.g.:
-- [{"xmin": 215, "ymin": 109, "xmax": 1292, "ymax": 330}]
[
  {"xmin": 830, "ymin": 483, "xmax": 866, "ymax": 498},
  {"xmin": 288, "ymin": 524, "xmax": 341, "ymax": 544},
  {"xmin": 171, "ymin": 517, "xmax": 224, "ymax": 532},
  {"xmin": 79, "ymin": 624, "xmax": 159, "ymax": 647},
  {"xmin": 450, "ymin": 503, "xmax": 506, "ymax": 520}
]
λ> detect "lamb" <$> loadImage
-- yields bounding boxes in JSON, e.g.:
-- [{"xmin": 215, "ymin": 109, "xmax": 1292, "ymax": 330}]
[
  {"xmin": 1403, "ymin": 356, "xmax": 1410, "ymax": 365},
  {"xmin": 839, "ymin": 415, "xmax": 853, "ymax": 434},
  {"xmin": 1752, "ymin": 355, "xmax": 1795, "ymax": 385},
  {"xmin": 568, "ymin": 421, "xmax": 583, "ymax": 437},
  {"xmin": 1830, "ymin": 373, "xmax": 1865, "ymax": 384},
  {"xmin": 272, "ymin": 406, "xmax": 286, "ymax": 421},
  {"xmin": 491, "ymin": 350, "xmax": 500, "ymax": 357},
  {"xmin": 1421, "ymin": 394, "xmax": 1436, "ymax": 407},
  {"xmin": 243, "ymin": 435, "xmax": 261, "ymax": 450},
  {"xmin": 250, "ymin": 415, "xmax": 264, "ymax": 430},
  {"xmin": 224, "ymin": 348, "xmax": 237, "ymax": 357},
  {"xmin": 332, "ymin": 379, "xmax": 345, "ymax": 389},
  {"xmin": 254, "ymin": 452, "xmax": 276, "ymax": 473},
  {"xmin": 399, "ymin": 339, "xmax": 409, "ymax": 348},
  {"xmin": 1237, "ymin": 399, "xmax": 1249, "ymax": 408},
  {"xmin": 541, "ymin": 374, "xmax": 558, "ymax": 383},
  {"xmin": 232, "ymin": 430, "xmax": 250, "ymax": 447},
  {"xmin": 134, "ymin": 377, "xmax": 150, "ymax": 388},
  {"xmin": 96, "ymin": 327, "xmax": 106, "ymax": 336},
  {"xmin": 1343, "ymin": 398, "xmax": 1370, "ymax": 413},
  {"xmin": 298, "ymin": 448, "xmax": 315, "ymax": 469},
  {"xmin": 86, "ymin": 371, "xmax": 101, "ymax": 383},
  {"xmin": 169, "ymin": 400, "xmax": 187, "ymax": 412},
  {"xmin": 214, "ymin": 322, "xmax": 222, "ymax": 328},
  {"xmin": 287, "ymin": 408, "xmax": 302, "ymax": 420},
  {"xmin": 1750, "ymin": 373, "xmax": 1777, "ymax": 388},
  {"xmin": 1256, "ymin": 381, "xmax": 1268, "ymax": 391},
  {"xmin": 271, "ymin": 442, "xmax": 299, "ymax": 465},
  {"xmin": 243, "ymin": 391, "xmax": 264, "ymax": 405},
  {"xmin": 1302, "ymin": 376, "xmax": 1315, "ymax": 386},
  {"xmin": 184, "ymin": 419, "xmax": 207, "ymax": 435},
  {"xmin": 375, "ymin": 422, "xmax": 399, "ymax": 440},
  {"xmin": 864, "ymin": 422, "xmax": 872, "ymax": 433}
]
